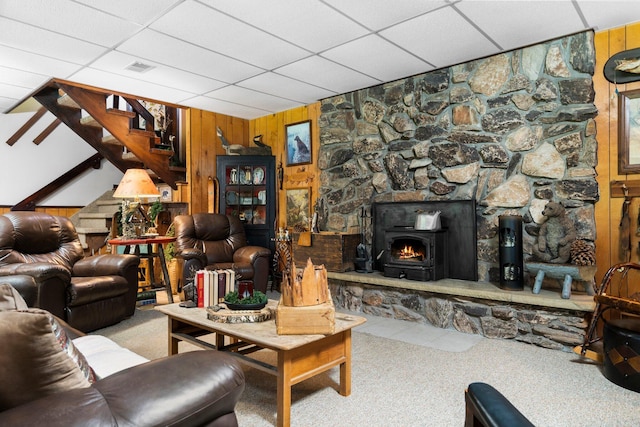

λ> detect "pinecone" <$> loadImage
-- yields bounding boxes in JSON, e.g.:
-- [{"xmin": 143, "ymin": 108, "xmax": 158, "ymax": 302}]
[{"xmin": 570, "ymin": 239, "xmax": 596, "ymax": 265}]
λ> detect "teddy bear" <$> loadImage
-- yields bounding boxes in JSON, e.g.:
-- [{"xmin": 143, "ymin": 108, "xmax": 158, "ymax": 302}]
[{"xmin": 532, "ymin": 201, "xmax": 577, "ymax": 264}]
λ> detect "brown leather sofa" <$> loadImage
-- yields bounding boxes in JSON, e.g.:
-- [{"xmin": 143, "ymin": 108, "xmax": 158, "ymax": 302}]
[
  {"xmin": 0, "ymin": 310, "xmax": 245, "ymax": 427},
  {"xmin": 174, "ymin": 213, "xmax": 271, "ymax": 294},
  {"xmin": 0, "ymin": 211, "xmax": 140, "ymax": 332}
]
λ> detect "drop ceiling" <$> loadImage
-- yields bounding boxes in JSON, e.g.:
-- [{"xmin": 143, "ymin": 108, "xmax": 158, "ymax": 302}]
[{"xmin": 1, "ymin": 0, "xmax": 639, "ymax": 119}]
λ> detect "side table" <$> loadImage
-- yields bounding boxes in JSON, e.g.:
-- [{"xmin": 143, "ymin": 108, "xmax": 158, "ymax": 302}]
[{"xmin": 108, "ymin": 235, "xmax": 176, "ymax": 304}]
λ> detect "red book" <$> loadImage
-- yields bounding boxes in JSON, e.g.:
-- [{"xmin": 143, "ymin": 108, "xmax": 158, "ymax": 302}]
[{"xmin": 196, "ymin": 270, "xmax": 205, "ymax": 308}]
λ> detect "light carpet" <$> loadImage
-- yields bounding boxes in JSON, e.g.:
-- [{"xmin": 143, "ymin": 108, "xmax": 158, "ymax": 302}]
[{"xmin": 95, "ymin": 307, "xmax": 640, "ymax": 426}]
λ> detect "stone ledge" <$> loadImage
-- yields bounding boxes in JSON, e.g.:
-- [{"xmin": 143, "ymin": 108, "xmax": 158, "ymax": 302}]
[{"xmin": 327, "ymin": 271, "xmax": 595, "ymax": 312}]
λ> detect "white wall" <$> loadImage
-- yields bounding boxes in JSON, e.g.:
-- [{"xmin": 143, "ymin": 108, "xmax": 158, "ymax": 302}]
[{"xmin": 0, "ymin": 111, "xmax": 123, "ymax": 206}]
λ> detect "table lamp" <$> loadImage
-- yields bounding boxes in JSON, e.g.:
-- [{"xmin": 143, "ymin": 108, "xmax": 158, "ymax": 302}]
[{"xmin": 113, "ymin": 169, "xmax": 160, "ymax": 238}]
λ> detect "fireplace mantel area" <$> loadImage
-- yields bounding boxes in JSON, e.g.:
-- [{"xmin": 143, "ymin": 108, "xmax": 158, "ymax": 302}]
[{"xmin": 313, "ymin": 31, "xmax": 598, "ymax": 352}]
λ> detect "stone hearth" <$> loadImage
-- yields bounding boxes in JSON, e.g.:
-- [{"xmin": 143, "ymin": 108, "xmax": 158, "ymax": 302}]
[{"xmin": 328, "ymin": 271, "xmax": 593, "ymax": 352}]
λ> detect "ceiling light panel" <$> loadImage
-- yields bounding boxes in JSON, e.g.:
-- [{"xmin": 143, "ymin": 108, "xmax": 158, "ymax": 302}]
[
  {"xmin": 150, "ymin": 1, "xmax": 310, "ymax": 70},
  {"xmin": 380, "ymin": 6, "xmax": 498, "ymax": 69},
  {"xmin": 206, "ymin": 85, "xmax": 302, "ymax": 112},
  {"xmin": 0, "ymin": 0, "xmax": 142, "ymax": 47},
  {"xmin": 456, "ymin": 1, "xmax": 586, "ymax": 51},
  {"xmin": 239, "ymin": 72, "xmax": 336, "ymax": 103},
  {"xmin": 116, "ymin": 29, "xmax": 264, "ymax": 84},
  {"xmin": 0, "ymin": 17, "xmax": 108, "ymax": 65},
  {"xmin": 74, "ymin": 0, "xmax": 183, "ymax": 26},
  {"xmin": 324, "ymin": 0, "xmax": 448, "ymax": 31},
  {"xmin": 203, "ymin": 0, "xmax": 369, "ymax": 52},
  {"xmin": 322, "ymin": 34, "xmax": 432, "ymax": 82},
  {"xmin": 277, "ymin": 55, "xmax": 381, "ymax": 94}
]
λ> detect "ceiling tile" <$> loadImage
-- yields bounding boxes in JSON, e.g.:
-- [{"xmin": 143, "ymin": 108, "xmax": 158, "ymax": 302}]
[
  {"xmin": 322, "ymin": 34, "xmax": 432, "ymax": 82},
  {"xmin": 74, "ymin": 0, "xmax": 183, "ymax": 25},
  {"xmin": 0, "ymin": 0, "xmax": 141, "ymax": 47},
  {"xmin": 0, "ymin": 17, "xmax": 108, "ymax": 65},
  {"xmin": 0, "ymin": 82, "xmax": 32, "ymax": 100},
  {"xmin": 276, "ymin": 56, "xmax": 381, "ymax": 94},
  {"xmin": 116, "ymin": 29, "xmax": 264, "ymax": 84},
  {"xmin": 0, "ymin": 65, "xmax": 51, "ymax": 87},
  {"xmin": 0, "ymin": 96, "xmax": 19, "ymax": 110},
  {"xmin": 203, "ymin": 0, "xmax": 369, "ymax": 52},
  {"xmin": 380, "ymin": 6, "xmax": 498, "ymax": 69},
  {"xmin": 69, "ymin": 68, "xmax": 194, "ymax": 104},
  {"xmin": 149, "ymin": 0, "xmax": 309, "ymax": 69},
  {"xmin": 0, "ymin": 45, "xmax": 83, "ymax": 79},
  {"xmin": 456, "ymin": 1, "xmax": 586, "ymax": 51},
  {"xmin": 324, "ymin": 0, "xmax": 448, "ymax": 31},
  {"xmin": 90, "ymin": 51, "xmax": 227, "ymax": 94},
  {"xmin": 239, "ymin": 72, "xmax": 336, "ymax": 103},
  {"xmin": 576, "ymin": 1, "xmax": 640, "ymax": 32},
  {"xmin": 180, "ymin": 95, "xmax": 271, "ymax": 119},
  {"xmin": 205, "ymin": 85, "xmax": 302, "ymax": 112}
]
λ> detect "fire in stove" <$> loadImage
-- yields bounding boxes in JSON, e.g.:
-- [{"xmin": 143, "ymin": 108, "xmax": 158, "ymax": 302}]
[{"xmin": 398, "ymin": 244, "xmax": 424, "ymax": 261}]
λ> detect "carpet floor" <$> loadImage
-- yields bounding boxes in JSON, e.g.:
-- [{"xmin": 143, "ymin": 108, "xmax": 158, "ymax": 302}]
[{"xmin": 95, "ymin": 307, "xmax": 640, "ymax": 426}]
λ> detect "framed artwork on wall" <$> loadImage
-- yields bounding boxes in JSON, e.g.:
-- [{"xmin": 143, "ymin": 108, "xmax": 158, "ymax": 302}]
[
  {"xmin": 285, "ymin": 120, "xmax": 312, "ymax": 166},
  {"xmin": 285, "ymin": 187, "xmax": 310, "ymax": 229},
  {"xmin": 619, "ymin": 88, "xmax": 640, "ymax": 173},
  {"xmin": 157, "ymin": 184, "xmax": 172, "ymax": 202}
]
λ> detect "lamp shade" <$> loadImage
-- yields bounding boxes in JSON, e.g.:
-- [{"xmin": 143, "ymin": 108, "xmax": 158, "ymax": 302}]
[{"xmin": 113, "ymin": 169, "xmax": 160, "ymax": 199}]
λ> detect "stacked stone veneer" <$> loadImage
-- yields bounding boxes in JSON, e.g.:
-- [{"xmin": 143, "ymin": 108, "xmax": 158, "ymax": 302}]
[
  {"xmin": 318, "ymin": 31, "xmax": 598, "ymax": 351},
  {"xmin": 329, "ymin": 282, "xmax": 587, "ymax": 352},
  {"xmin": 318, "ymin": 30, "xmax": 598, "ymax": 284}
]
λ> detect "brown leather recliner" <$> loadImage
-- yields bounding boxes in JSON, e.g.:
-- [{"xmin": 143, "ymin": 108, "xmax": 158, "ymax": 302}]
[
  {"xmin": 0, "ymin": 211, "xmax": 139, "ymax": 332},
  {"xmin": 174, "ymin": 213, "xmax": 271, "ymax": 294}
]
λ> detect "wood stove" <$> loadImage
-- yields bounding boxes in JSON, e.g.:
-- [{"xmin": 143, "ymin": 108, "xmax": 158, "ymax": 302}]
[{"xmin": 383, "ymin": 227, "xmax": 447, "ymax": 281}]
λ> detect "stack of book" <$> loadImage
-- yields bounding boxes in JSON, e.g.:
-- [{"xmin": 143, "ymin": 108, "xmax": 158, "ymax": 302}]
[{"xmin": 194, "ymin": 269, "xmax": 236, "ymax": 308}]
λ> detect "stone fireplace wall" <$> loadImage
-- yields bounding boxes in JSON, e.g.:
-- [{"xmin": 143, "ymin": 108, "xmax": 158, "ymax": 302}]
[{"xmin": 317, "ymin": 31, "xmax": 598, "ymax": 283}]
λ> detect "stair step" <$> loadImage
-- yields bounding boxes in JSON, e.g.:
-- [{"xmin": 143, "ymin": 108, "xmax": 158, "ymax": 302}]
[
  {"xmin": 122, "ymin": 151, "xmax": 141, "ymax": 162},
  {"xmin": 80, "ymin": 115, "xmax": 102, "ymax": 128},
  {"xmin": 77, "ymin": 212, "xmax": 112, "ymax": 229},
  {"xmin": 107, "ymin": 108, "xmax": 136, "ymax": 118},
  {"xmin": 150, "ymin": 147, "xmax": 174, "ymax": 157},
  {"xmin": 129, "ymin": 128, "xmax": 156, "ymax": 138},
  {"xmin": 57, "ymin": 94, "xmax": 80, "ymax": 109},
  {"xmin": 102, "ymin": 134, "xmax": 122, "ymax": 146}
]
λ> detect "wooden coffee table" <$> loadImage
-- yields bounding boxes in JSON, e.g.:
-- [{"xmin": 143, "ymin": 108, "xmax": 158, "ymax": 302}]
[{"xmin": 154, "ymin": 301, "xmax": 366, "ymax": 427}]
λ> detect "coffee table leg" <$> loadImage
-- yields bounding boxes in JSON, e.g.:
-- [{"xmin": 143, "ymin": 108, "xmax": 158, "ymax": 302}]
[
  {"xmin": 168, "ymin": 316, "xmax": 179, "ymax": 355},
  {"xmin": 340, "ymin": 330, "xmax": 352, "ymax": 396},
  {"xmin": 277, "ymin": 350, "xmax": 292, "ymax": 427}
]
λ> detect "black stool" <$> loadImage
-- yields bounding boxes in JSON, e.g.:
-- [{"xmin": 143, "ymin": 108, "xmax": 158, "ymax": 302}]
[{"xmin": 603, "ymin": 318, "xmax": 640, "ymax": 393}]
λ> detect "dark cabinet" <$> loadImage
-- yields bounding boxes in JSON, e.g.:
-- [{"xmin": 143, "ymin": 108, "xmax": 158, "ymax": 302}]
[{"xmin": 217, "ymin": 155, "xmax": 275, "ymax": 256}]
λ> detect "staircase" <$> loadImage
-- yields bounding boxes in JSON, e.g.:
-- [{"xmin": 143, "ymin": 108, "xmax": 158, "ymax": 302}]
[
  {"xmin": 29, "ymin": 78, "xmax": 185, "ymax": 189},
  {"xmin": 70, "ymin": 189, "xmax": 120, "ymax": 254}
]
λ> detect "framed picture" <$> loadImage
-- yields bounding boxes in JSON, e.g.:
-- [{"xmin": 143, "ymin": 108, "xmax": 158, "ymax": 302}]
[
  {"xmin": 285, "ymin": 120, "xmax": 312, "ymax": 166},
  {"xmin": 157, "ymin": 184, "xmax": 172, "ymax": 202},
  {"xmin": 285, "ymin": 188, "xmax": 310, "ymax": 229},
  {"xmin": 619, "ymin": 89, "xmax": 640, "ymax": 173}
]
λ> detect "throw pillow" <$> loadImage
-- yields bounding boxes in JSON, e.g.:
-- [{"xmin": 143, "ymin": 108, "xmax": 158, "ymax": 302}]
[
  {"xmin": 0, "ymin": 308, "xmax": 96, "ymax": 411},
  {"xmin": 0, "ymin": 283, "xmax": 28, "ymax": 311}
]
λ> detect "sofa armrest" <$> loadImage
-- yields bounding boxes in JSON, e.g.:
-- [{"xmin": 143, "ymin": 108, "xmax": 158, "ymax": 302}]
[
  {"xmin": 233, "ymin": 245, "xmax": 270, "ymax": 265},
  {"xmin": 465, "ymin": 382, "xmax": 534, "ymax": 427},
  {"xmin": 0, "ymin": 351, "xmax": 245, "ymax": 427},
  {"xmin": 72, "ymin": 254, "xmax": 139, "ymax": 277},
  {"xmin": 177, "ymin": 247, "xmax": 207, "ymax": 264},
  {"xmin": 0, "ymin": 263, "xmax": 70, "ymax": 318}
]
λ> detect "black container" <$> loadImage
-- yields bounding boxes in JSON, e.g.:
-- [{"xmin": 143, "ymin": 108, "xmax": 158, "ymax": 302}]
[{"xmin": 498, "ymin": 215, "xmax": 524, "ymax": 290}]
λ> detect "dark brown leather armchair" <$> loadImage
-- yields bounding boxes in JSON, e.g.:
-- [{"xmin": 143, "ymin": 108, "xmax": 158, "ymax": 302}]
[
  {"xmin": 174, "ymin": 213, "xmax": 271, "ymax": 294},
  {"xmin": 0, "ymin": 211, "xmax": 139, "ymax": 332}
]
